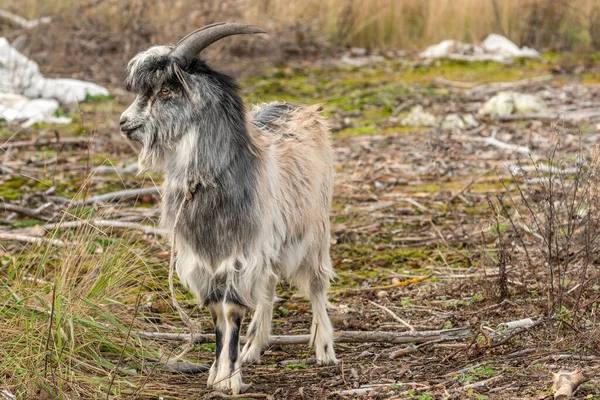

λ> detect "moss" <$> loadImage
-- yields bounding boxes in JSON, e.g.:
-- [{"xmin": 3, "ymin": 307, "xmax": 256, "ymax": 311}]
[
  {"xmin": 84, "ymin": 93, "xmax": 114, "ymax": 102},
  {"xmin": 12, "ymin": 219, "xmax": 44, "ymax": 228},
  {"xmin": 0, "ymin": 176, "xmax": 50, "ymax": 200},
  {"xmin": 336, "ymin": 126, "xmax": 379, "ymax": 137},
  {"xmin": 0, "ymin": 127, "xmax": 16, "ymax": 137}
]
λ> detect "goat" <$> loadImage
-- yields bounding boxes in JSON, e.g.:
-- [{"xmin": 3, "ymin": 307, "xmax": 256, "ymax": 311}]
[{"xmin": 120, "ymin": 23, "xmax": 338, "ymax": 394}]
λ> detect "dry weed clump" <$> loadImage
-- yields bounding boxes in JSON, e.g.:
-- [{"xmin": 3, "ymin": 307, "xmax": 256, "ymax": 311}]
[
  {"xmin": 0, "ymin": 212, "xmax": 173, "ymax": 398},
  {"xmin": 489, "ymin": 133, "xmax": 600, "ymax": 330}
]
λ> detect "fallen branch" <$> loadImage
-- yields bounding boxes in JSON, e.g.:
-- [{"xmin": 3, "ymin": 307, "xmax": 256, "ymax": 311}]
[
  {"xmin": 368, "ymin": 300, "xmax": 414, "ymax": 331},
  {"xmin": 454, "ymin": 130, "xmax": 530, "ymax": 154},
  {"xmin": 467, "ymin": 75, "xmax": 554, "ymax": 97},
  {"xmin": 463, "ymin": 375, "xmax": 503, "ymax": 391},
  {"xmin": 0, "ymin": 136, "xmax": 96, "ymax": 151},
  {"xmin": 334, "ymin": 276, "xmax": 429, "ymax": 294},
  {"xmin": 552, "ymin": 367, "xmax": 588, "ymax": 399},
  {"xmin": 203, "ymin": 392, "xmax": 268, "ymax": 399},
  {"xmin": 50, "ymin": 187, "xmax": 161, "ymax": 206},
  {"xmin": 499, "ymin": 113, "xmax": 558, "ymax": 122},
  {"xmin": 338, "ymin": 383, "xmax": 427, "ymax": 397},
  {"xmin": 0, "ymin": 203, "xmax": 52, "ymax": 221},
  {"xmin": 0, "ymin": 232, "xmax": 66, "ymax": 247},
  {"xmin": 93, "ymin": 163, "xmax": 139, "ymax": 175},
  {"xmin": 38, "ymin": 219, "xmax": 167, "ymax": 237},
  {"xmin": 506, "ymin": 163, "xmax": 579, "ymax": 176},
  {"xmin": 479, "ymin": 136, "xmax": 530, "ymax": 153},
  {"xmin": 135, "ymin": 327, "xmax": 472, "ymax": 345},
  {"xmin": 0, "ymin": 9, "xmax": 51, "ymax": 29}
]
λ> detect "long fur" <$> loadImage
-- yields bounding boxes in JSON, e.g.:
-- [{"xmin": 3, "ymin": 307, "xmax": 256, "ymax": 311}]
[{"xmin": 121, "ymin": 45, "xmax": 337, "ymax": 394}]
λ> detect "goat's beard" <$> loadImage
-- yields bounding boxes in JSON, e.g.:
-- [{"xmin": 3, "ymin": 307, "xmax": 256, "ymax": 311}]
[{"xmin": 136, "ymin": 134, "xmax": 166, "ymax": 174}]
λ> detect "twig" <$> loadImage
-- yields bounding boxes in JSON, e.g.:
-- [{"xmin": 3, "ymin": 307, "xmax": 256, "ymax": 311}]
[
  {"xmin": 463, "ymin": 374, "xmax": 503, "ymax": 391},
  {"xmin": 335, "ymin": 276, "xmax": 429, "ymax": 293},
  {"xmin": 338, "ymin": 382, "xmax": 428, "ymax": 397},
  {"xmin": 0, "ymin": 203, "xmax": 52, "ymax": 221},
  {"xmin": 134, "ymin": 327, "xmax": 472, "ymax": 345},
  {"xmin": 203, "ymin": 392, "xmax": 268, "ymax": 399},
  {"xmin": 38, "ymin": 219, "xmax": 167, "ymax": 237},
  {"xmin": 467, "ymin": 75, "xmax": 553, "ymax": 96},
  {"xmin": 0, "ymin": 136, "xmax": 95, "ymax": 150},
  {"xmin": 368, "ymin": 300, "xmax": 414, "ymax": 331},
  {"xmin": 49, "ymin": 187, "xmax": 161, "ymax": 206},
  {"xmin": 93, "ymin": 164, "xmax": 138, "ymax": 175},
  {"xmin": 0, "ymin": 232, "xmax": 67, "ymax": 247},
  {"xmin": 498, "ymin": 113, "xmax": 558, "ymax": 122},
  {"xmin": 0, "ymin": 9, "xmax": 51, "ymax": 29},
  {"xmin": 396, "ymin": 197, "xmax": 431, "ymax": 212}
]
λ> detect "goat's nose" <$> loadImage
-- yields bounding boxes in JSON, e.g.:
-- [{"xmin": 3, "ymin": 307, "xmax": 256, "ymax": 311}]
[{"xmin": 119, "ymin": 115, "xmax": 128, "ymax": 126}]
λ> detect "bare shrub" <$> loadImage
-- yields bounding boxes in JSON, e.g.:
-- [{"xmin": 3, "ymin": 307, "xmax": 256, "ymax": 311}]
[{"xmin": 495, "ymin": 133, "xmax": 600, "ymax": 327}]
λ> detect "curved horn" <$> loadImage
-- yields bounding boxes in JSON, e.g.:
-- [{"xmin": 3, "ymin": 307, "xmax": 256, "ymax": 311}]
[{"xmin": 170, "ymin": 22, "xmax": 266, "ymax": 62}]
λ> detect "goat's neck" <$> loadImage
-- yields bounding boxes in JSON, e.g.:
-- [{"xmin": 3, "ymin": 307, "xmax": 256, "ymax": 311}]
[{"xmin": 163, "ymin": 103, "xmax": 256, "ymax": 193}]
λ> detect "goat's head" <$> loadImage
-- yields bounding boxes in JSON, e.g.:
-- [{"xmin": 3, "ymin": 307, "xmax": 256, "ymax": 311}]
[{"xmin": 120, "ymin": 22, "xmax": 265, "ymax": 171}]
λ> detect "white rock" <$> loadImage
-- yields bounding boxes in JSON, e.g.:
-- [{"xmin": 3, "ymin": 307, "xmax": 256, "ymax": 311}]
[
  {"xmin": 478, "ymin": 91, "xmax": 547, "ymax": 118},
  {"xmin": 462, "ymin": 114, "xmax": 480, "ymax": 127},
  {"xmin": 419, "ymin": 40, "xmax": 459, "ymax": 58},
  {"xmin": 479, "ymin": 92, "xmax": 515, "ymax": 117},
  {"xmin": 0, "ymin": 93, "xmax": 71, "ymax": 126},
  {"xmin": 440, "ymin": 113, "xmax": 480, "ymax": 130},
  {"xmin": 350, "ymin": 47, "xmax": 367, "ymax": 57},
  {"xmin": 0, "ymin": 37, "xmax": 109, "ymax": 125},
  {"xmin": 420, "ymin": 34, "xmax": 539, "ymax": 62},
  {"xmin": 482, "ymin": 34, "xmax": 522, "ymax": 56},
  {"xmin": 400, "ymin": 105, "xmax": 437, "ymax": 127},
  {"xmin": 513, "ymin": 93, "xmax": 547, "ymax": 114}
]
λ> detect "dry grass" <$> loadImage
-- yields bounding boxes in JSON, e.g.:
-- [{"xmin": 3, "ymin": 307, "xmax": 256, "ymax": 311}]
[
  {"xmin": 2, "ymin": 0, "xmax": 598, "ymax": 84},
  {"xmin": 0, "ymin": 207, "xmax": 175, "ymax": 399},
  {"xmin": 3, "ymin": 0, "xmax": 600, "ymax": 51}
]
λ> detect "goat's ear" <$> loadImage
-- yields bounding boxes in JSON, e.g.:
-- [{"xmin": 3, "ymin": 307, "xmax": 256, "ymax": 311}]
[{"xmin": 170, "ymin": 22, "xmax": 266, "ymax": 64}]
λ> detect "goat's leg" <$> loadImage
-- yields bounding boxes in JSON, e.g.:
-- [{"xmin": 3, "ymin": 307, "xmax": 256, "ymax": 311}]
[
  {"xmin": 308, "ymin": 259, "xmax": 338, "ymax": 365},
  {"xmin": 206, "ymin": 303, "xmax": 225, "ymax": 388},
  {"xmin": 210, "ymin": 301, "xmax": 247, "ymax": 394},
  {"xmin": 241, "ymin": 276, "xmax": 277, "ymax": 364}
]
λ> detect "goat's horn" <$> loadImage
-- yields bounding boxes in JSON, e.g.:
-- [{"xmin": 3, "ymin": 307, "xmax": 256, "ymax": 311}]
[{"xmin": 170, "ymin": 22, "xmax": 266, "ymax": 62}]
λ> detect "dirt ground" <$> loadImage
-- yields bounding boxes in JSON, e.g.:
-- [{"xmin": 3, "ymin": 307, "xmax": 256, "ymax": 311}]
[{"xmin": 2, "ymin": 55, "xmax": 600, "ymax": 399}]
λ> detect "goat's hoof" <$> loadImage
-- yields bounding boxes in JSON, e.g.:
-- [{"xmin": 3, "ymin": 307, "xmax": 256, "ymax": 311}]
[
  {"xmin": 209, "ymin": 370, "xmax": 248, "ymax": 395},
  {"xmin": 240, "ymin": 343, "xmax": 263, "ymax": 364},
  {"xmin": 316, "ymin": 345, "xmax": 338, "ymax": 366}
]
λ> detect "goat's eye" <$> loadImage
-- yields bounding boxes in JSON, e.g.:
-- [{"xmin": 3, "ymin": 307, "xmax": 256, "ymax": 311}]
[{"xmin": 159, "ymin": 88, "xmax": 170, "ymax": 96}]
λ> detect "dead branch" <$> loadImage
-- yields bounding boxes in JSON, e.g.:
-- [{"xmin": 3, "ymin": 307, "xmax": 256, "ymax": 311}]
[
  {"xmin": 0, "ymin": 9, "xmax": 51, "ymax": 29},
  {"xmin": 507, "ymin": 164, "xmax": 579, "ymax": 176},
  {"xmin": 463, "ymin": 374, "xmax": 503, "ymax": 391},
  {"xmin": 93, "ymin": 164, "xmax": 139, "ymax": 175},
  {"xmin": 368, "ymin": 300, "xmax": 415, "ymax": 331},
  {"xmin": 0, "ymin": 232, "xmax": 66, "ymax": 247},
  {"xmin": 335, "ymin": 275, "xmax": 429, "ymax": 293},
  {"xmin": 552, "ymin": 367, "xmax": 588, "ymax": 399},
  {"xmin": 338, "ymin": 382, "xmax": 428, "ymax": 397},
  {"xmin": 50, "ymin": 187, "xmax": 161, "ymax": 206},
  {"xmin": 499, "ymin": 113, "xmax": 558, "ymax": 122},
  {"xmin": 0, "ymin": 136, "xmax": 96, "ymax": 151},
  {"xmin": 38, "ymin": 219, "xmax": 167, "ymax": 237},
  {"xmin": 467, "ymin": 75, "xmax": 554, "ymax": 96},
  {"xmin": 203, "ymin": 392, "xmax": 268, "ymax": 399},
  {"xmin": 0, "ymin": 203, "xmax": 52, "ymax": 221},
  {"xmin": 135, "ymin": 327, "xmax": 472, "ymax": 345}
]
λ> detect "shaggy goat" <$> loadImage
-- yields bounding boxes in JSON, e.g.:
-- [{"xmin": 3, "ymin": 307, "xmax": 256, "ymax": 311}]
[{"xmin": 120, "ymin": 23, "xmax": 337, "ymax": 393}]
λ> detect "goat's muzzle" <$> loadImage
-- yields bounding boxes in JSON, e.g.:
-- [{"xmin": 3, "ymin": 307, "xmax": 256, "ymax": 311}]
[{"xmin": 119, "ymin": 115, "xmax": 142, "ymax": 139}]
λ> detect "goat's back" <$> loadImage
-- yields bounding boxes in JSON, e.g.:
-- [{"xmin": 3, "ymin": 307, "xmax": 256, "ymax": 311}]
[{"xmin": 250, "ymin": 102, "xmax": 334, "ymax": 278}]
